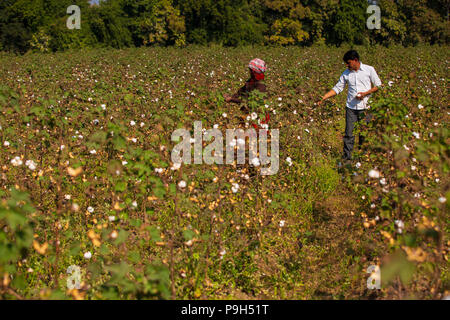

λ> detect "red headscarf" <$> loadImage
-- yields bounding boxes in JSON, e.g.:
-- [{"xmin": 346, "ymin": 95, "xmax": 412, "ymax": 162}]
[{"xmin": 252, "ymin": 71, "xmax": 265, "ymax": 81}]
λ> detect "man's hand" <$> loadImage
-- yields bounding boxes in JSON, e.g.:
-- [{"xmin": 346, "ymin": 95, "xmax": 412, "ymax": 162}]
[
  {"xmin": 356, "ymin": 92, "xmax": 367, "ymax": 100},
  {"xmin": 317, "ymin": 90, "xmax": 337, "ymax": 106}
]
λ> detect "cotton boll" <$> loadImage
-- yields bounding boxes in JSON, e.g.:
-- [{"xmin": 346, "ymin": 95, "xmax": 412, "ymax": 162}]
[{"xmin": 368, "ymin": 169, "xmax": 380, "ymax": 179}]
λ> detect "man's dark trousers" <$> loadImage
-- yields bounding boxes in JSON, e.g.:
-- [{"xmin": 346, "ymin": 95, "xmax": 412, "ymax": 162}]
[{"xmin": 343, "ymin": 107, "xmax": 371, "ymax": 160}]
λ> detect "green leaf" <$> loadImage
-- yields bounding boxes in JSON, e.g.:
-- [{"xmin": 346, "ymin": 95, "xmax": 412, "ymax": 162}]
[
  {"xmin": 114, "ymin": 230, "xmax": 129, "ymax": 245},
  {"xmin": 183, "ymin": 229, "xmax": 195, "ymax": 241},
  {"xmin": 115, "ymin": 181, "xmax": 127, "ymax": 192}
]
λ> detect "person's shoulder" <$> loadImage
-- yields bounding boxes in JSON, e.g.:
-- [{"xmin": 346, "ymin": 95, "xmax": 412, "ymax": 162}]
[
  {"xmin": 362, "ymin": 63, "xmax": 376, "ymax": 72},
  {"xmin": 340, "ymin": 69, "xmax": 350, "ymax": 77}
]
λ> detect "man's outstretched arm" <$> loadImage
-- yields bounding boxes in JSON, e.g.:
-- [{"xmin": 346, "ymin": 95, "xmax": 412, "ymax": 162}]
[
  {"xmin": 317, "ymin": 89, "xmax": 337, "ymax": 106},
  {"xmin": 317, "ymin": 73, "xmax": 345, "ymax": 106}
]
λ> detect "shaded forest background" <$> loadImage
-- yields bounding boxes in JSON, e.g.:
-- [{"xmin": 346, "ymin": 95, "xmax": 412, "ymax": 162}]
[{"xmin": 0, "ymin": 0, "xmax": 449, "ymax": 53}]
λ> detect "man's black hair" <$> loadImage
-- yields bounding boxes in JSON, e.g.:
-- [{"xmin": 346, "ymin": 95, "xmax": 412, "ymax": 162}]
[{"xmin": 343, "ymin": 50, "xmax": 360, "ymax": 62}]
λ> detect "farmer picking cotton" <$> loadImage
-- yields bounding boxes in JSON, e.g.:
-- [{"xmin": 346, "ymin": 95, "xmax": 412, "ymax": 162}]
[
  {"xmin": 224, "ymin": 58, "xmax": 267, "ymax": 104},
  {"xmin": 317, "ymin": 50, "xmax": 382, "ymax": 161}
]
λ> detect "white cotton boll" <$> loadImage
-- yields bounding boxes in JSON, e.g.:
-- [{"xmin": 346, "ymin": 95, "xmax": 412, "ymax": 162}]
[
  {"xmin": 4, "ymin": 141, "xmax": 10, "ymax": 147},
  {"xmin": 231, "ymin": 183, "xmax": 240, "ymax": 193},
  {"xmin": 251, "ymin": 157, "xmax": 260, "ymax": 167},
  {"xmin": 411, "ymin": 165, "xmax": 417, "ymax": 171},
  {"xmin": 25, "ymin": 160, "xmax": 37, "ymax": 171},
  {"xmin": 251, "ymin": 112, "xmax": 258, "ymax": 120},
  {"xmin": 101, "ymin": 104, "xmax": 106, "ymax": 110},
  {"xmin": 130, "ymin": 121, "xmax": 136, "ymax": 126},
  {"xmin": 395, "ymin": 220, "xmax": 404, "ymax": 229},
  {"xmin": 108, "ymin": 216, "xmax": 116, "ymax": 222},
  {"xmin": 132, "ymin": 200, "xmax": 138, "ymax": 208},
  {"xmin": 11, "ymin": 156, "xmax": 22, "ymax": 166},
  {"xmin": 178, "ymin": 180, "xmax": 187, "ymax": 188},
  {"xmin": 278, "ymin": 97, "xmax": 282, "ymax": 101},
  {"xmin": 65, "ymin": 194, "xmax": 71, "ymax": 200},
  {"xmin": 412, "ymin": 132, "xmax": 420, "ymax": 139},
  {"xmin": 155, "ymin": 168, "xmax": 163, "ymax": 173},
  {"xmin": 213, "ymin": 124, "xmax": 219, "ymax": 129},
  {"xmin": 90, "ymin": 149, "xmax": 97, "ymax": 154},
  {"xmin": 380, "ymin": 178, "xmax": 387, "ymax": 185},
  {"xmin": 122, "ymin": 161, "xmax": 128, "ymax": 165},
  {"xmin": 304, "ymin": 129, "xmax": 310, "ymax": 133},
  {"xmin": 438, "ymin": 197, "xmax": 446, "ymax": 203},
  {"xmin": 418, "ymin": 104, "xmax": 424, "ymax": 109},
  {"xmin": 371, "ymin": 204, "xmax": 376, "ymax": 209},
  {"xmin": 222, "ymin": 113, "xmax": 227, "ymax": 118},
  {"xmin": 403, "ymin": 145, "xmax": 410, "ymax": 151},
  {"xmin": 171, "ymin": 163, "xmax": 181, "ymax": 170},
  {"xmin": 140, "ymin": 122, "xmax": 145, "ymax": 127},
  {"xmin": 87, "ymin": 206, "xmax": 94, "ymax": 213},
  {"xmin": 264, "ymin": 104, "xmax": 269, "ymax": 108},
  {"xmin": 279, "ymin": 220, "xmax": 286, "ymax": 227},
  {"xmin": 355, "ymin": 162, "xmax": 361, "ymax": 168},
  {"xmin": 368, "ymin": 169, "xmax": 380, "ymax": 179},
  {"xmin": 286, "ymin": 157, "xmax": 293, "ymax": 166},
  {"xmin": 84, "ymin": 251, "xmax": 92, "ymax": 259}
]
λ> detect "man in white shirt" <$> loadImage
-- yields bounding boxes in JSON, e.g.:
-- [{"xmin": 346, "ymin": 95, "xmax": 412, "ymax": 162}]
[{"xmin": 317, "ymin": 50, "xmax": 382, "ymax": 161}]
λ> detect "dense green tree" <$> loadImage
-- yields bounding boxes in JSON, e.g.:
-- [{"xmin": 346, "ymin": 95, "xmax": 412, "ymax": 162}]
[
  {"xmin": 329, "ymin": 0, "xmax": 367, "ymax": 45},
  {"xmin": 398, "ymin": 0, "xmax": 450, "ymax": 45},
  {"xmin": 371, "ymin": 0, "xmax": 407, "ymax": 45},
  {"xmin": 0, "ymin": 0, "xmax": 448, "ymax": 52},
  {"xmin": 263, "ymin": 0, "xmax": 311, "ymax": 45}
]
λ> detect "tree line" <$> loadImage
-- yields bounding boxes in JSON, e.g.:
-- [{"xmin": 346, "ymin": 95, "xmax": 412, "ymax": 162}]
[{"xmin": 0, "ymin": 0, "xmax": 448, "ymax": 53}]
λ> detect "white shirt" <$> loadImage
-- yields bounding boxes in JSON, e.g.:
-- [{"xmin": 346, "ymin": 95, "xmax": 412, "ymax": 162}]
[{"xmin": 332, "ymin": 62, "xmax": 382, "ymax": 110}]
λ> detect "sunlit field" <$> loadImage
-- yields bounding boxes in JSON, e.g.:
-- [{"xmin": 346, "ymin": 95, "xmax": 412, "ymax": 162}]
[{"xmin": 0, "ymin": 45, "xmax": 448, "ymax": 299}]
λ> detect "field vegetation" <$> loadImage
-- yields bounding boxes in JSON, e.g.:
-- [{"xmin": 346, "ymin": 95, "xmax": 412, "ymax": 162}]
[{"xmin": 0, "ymin": 45, "xmax": 448, "ymax": 299}]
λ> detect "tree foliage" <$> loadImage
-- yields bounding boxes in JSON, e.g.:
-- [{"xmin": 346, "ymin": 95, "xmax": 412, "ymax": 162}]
[{"xmin": 0, "ymin": 0, "xmax": 448, "ymax": 52}]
